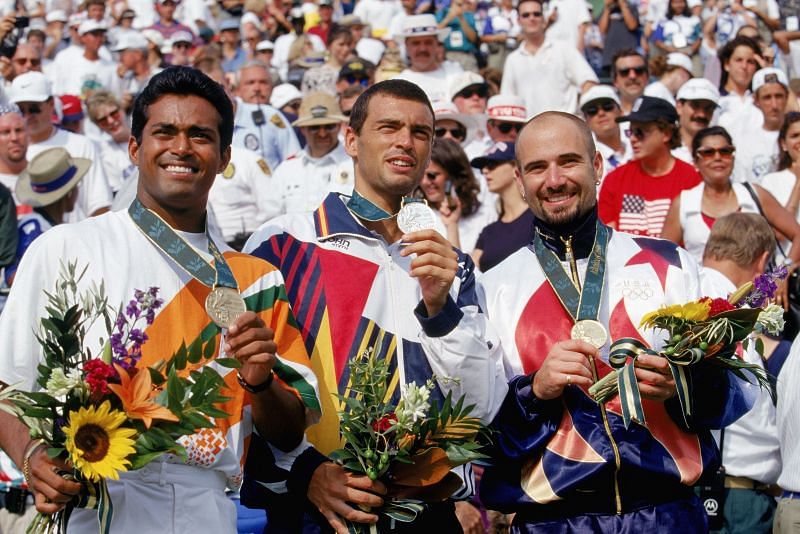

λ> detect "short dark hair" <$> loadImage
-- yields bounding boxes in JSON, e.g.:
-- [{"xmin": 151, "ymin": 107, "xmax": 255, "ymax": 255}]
[
  {"xmin": 131, "ymin": 66, "xmax": 233, "ymax": 155},
  {"xmin": 692, "ymin": 125, "xmax": 733, "ymax": 157},
  {"xmin": 327, "ymin": 24, "xmax": 352, "ymax": 47},
  {"xmin": 654, "ymin": 118, "xmax": 682, "ymax": 150},
  {"xmin": 348, "ymin": 79, "xmax": 433, "ymax": 135},
  {"xmin": 778, "ymin": 112, "xmax": 800, "ymax": 170},
  {"xmin": 611, "ymin": 49, "xmax": 646, "ymax": 78}
]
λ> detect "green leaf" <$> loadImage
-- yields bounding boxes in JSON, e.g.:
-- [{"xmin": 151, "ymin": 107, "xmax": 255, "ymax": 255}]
[
  {"xmin": 203, "ymin": 338, "xmax": 217, "ymax": 361},
  {"xmin": 187, "ymin": 337, "xmax": 203, "ymax": 364},
  {"xmin": 215, "ymin": 358, "xmax": 241, "ymax": 369},
  {"xmin": 148, "ymin": 368, "xmax": 166, "ymax": 386}
]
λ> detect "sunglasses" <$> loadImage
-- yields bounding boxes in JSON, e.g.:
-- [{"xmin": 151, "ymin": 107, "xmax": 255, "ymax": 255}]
[
  {"xmin": 307, "ymin": 124, "xmax": 338, "ymax": 133},
  {"xmin": 435, "ymin": 127, "xmax": 466, "ymax": 141},
  {"xmin": 342, "ymin": 109, "xmax": 352, "ymax": 117},
  {"xmin": 19, "ymin": 104, "xmax": 43, "ymax": 115},
  {"xmin": 583, "ymin": 101, "xmax": 617, "ymax": 117},
  {"xmin": 695, "ymin": 146, "xmax": 735, "ymax": 159},
  {"xmin": 617, "ymin": 66, "xmax": 647, "ymax": 77},
  {"xmin": 457, "ymin": 87, "xmax": 488, "ymax": 99},
  {"xmin": 344, "ymin": 75, "xmax": 369, "ymax": 86},
  {"xmin": 173, "ymin": 42, "xmax": 191, "ymax": 49},
  {"xmin": 519, "ymin": 10, "xmax": 543, "ymax": 18},
  {"xmin": 13, "ymin": 57, "xmax": 41, "ymax": 67},
  {"xmin": 423, "ymin": 171, "xmax": 439, "ymax": 180},
  {"xmin": 493, "ymin": 121, "xmax": 522, "ymax": 134},
  {"xmin": 95, "ymin": 107, "xmax": 121, "ymax": 125}
]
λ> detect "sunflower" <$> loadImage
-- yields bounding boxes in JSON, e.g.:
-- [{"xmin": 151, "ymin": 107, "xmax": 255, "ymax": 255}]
[
  {"xmin": 62, "ymin": 401, "xmax": 137, "ymax": 482},
  {"xmin": 640, "ymin": 300, "xmax": 711, "ymax": 328}
]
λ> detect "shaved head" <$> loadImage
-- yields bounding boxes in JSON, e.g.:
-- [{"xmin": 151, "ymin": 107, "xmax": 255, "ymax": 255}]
[{"xmin": 517, "ymin": 111, "xmax": 596, "ymax": 170}]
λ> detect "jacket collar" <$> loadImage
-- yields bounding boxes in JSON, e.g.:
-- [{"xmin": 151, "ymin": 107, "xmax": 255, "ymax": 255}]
[{"xmin": 533, "ymin": 206, "xmax": 600, "ymax": 261}]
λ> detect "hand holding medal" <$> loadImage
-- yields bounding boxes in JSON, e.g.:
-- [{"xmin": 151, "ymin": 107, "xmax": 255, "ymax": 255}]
[{"xmin": 224, "ymin": 311, "xmax": 278, "ymax": 391}]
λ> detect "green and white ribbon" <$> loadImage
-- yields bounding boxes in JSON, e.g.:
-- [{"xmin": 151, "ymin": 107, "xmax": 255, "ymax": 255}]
[{"xmin": 345, "ymin": 499, "xmax": 428, "ymax": 533}]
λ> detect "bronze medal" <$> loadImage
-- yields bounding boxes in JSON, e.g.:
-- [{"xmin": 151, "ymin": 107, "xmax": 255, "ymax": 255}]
[{"xmin": 205, "ymin": 286, "xmax": 247, "ymax": 328}]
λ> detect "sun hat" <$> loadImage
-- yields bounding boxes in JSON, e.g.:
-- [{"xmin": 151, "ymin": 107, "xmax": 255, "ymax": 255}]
[{"xmin": 16, "ymin": 147, "xmax": 90, "ymax": 207}]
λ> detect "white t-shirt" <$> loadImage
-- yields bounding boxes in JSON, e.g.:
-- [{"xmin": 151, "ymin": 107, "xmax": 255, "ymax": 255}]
[
  {"xmin": 353, "ymin": 0, "xmax": 401, "ymax": 36},
  {"xmin": 644, "ymin": 79, "xmax": 676, "ymax": 105},
  {"xmin": 97, "ymin": 139, "xmax": 137, "ymax": 195},
  {"xmin": 396, "ymin": 65, "xmax": 464, "ymax": 104},
  {"xmin": 717, "ymin": 91, "xmax": 762, "ymax": 142},
  {"xmin": 731, "ymin": 126, "xmax": 779, "ymax": 184},
  {"xmin": 544, "ymin": 0, "xmax": 590, "ymax": 48},
  {"xmin": 28, "ymin": 128, "xmax": 113, "ymax": 222},
  {"xmin": 50, "ymin": 54, "xmax": 118, "ymax": 98}
]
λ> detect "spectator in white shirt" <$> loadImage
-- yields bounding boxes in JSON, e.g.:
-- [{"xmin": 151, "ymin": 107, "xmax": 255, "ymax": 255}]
[
  {"xmin": 644, "ymin": 52, "xmax": 694, "ymax": 105},
  {"xmin": 674, "ymin": 77, "xmax": 720, "ymax": 162},
  {"xmin": 85, "ymin": 91, "xmax": 138, "ymax": 196},
  {"xmin": 501, "ymin": 0, "xmax": 597, "ymax": 116},
  {"xmin": 579, "ymin": 85, "xmax": 632, "ymax": 179},
  {"xmin": 51, "ymin": 20, "xmax": 117, "ymax": 98},
  {"xmin": 717, "ymin": 35, "xmax": 762, "ymax": 139}
]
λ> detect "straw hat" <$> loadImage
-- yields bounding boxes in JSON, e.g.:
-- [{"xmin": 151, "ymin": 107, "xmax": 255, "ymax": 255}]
[
  {"xmin": 16, "ymin": 147, "xmax": 90, "ymax": 207},
  {"xmin": 293, "ymin": 92, "xmax": 347, "ymax": 127}
]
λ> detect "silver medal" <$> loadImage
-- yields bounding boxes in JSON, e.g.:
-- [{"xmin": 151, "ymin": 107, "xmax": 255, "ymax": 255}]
[
  {"xmin": 570, "ymin": 320, "xmax": 608, "ymax": 349},
  {"xmin": 397, "ymin": 202, "xmax": 436, "ymax": 234},
  {"xmin": 205, "ymin": 286, "xmax": 247, "ymax": 328}
]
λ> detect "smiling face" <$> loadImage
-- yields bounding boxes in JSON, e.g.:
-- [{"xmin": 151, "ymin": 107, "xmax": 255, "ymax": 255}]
[
  {"xmin": 694, "ymin": 134, "xmax": 735, "ymax": 186},
  {"xmin": 781, "ymin": 120, "xmax": 800, "ymax": 164},
  {"xmin": 515, "ymin": 114, "xmax": 602, "ymax": 226},
  {"xmin": 130, "ymin": 94, "xmax": 230, "ymax": 219},
  {"xmin": 676, "ymin": 98, "xmax": 715, "ymax": 136},
  {"xmin": 421, "ymin": 161, "xmax": 448, "ymax": 204},
  {"xmin": 345, "ymin": 94, "xmax": 434, "ymax": 210}
]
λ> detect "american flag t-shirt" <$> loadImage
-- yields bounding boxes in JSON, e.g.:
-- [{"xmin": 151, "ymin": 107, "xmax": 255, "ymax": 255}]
[{"xmin": 618, "ymin": 194, "xmax": 672, "ymax": 236}]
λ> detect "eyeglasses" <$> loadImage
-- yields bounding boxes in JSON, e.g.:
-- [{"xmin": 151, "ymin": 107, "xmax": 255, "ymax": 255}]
[
  {"xmin": 624, "ymin": 126, "xmax": 654, "ymax": 139},
  {"xmin": 13, "ymin": 57, "xmax": 41, "ymax": 67},
  {"xmin": 493, "ymin": 121, "xmax": 522, "ymax": 134},
  {"xmin": 307, "ymin": 123, "xmax": 338, "ymax": 133},
  {"xmin": 583, "ymin": 101, "xmax": 617, "ymax": 117},
  {"xmin": 457, "ymin": 87, "xmax": 488, "ymax": 99},
  {"xmin": 435, "ymin": 126, "xmax": 466, "ymax": 141},
  {"xmin": 95, "ymin": 107, "xmax": 121, "ymax": 125},
  {"xmin": 173, "ymin": 42, "xmax": 191, "ymax": 49},
  {"xmin": 18, "ymin": 104, "xmax": 43, "ymax": 115},
  {"xmin": 617, "ymin": 66, "xmax": 647, "ymax": 77},
  {"xmin": 343, "ymin": 74, "xmax": 369, "ymax": 87},
  {"xmin": 695, "ymin": 146, "xmax": 735, "ymax": 159},
  {"xmin": 519, "ymin": 11, "xmax": 543, "ymax": 18}
]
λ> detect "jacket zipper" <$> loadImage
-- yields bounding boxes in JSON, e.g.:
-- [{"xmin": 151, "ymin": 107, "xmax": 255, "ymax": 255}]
[{"xmin": 561, "ymin": 235, "xmax": 623, "ymax": 514}]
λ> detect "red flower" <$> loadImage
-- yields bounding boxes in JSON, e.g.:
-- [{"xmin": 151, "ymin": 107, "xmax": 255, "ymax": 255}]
[
  {"xmin": 704, "ymin": 297, "xmax": 735, "ymax": 317},
  {"xmin": 83, "ymin": 359, "xmax": 119, "ymax": 397},
  {"xmin": 372, "ymin": 413, "xmax": 397, "ymax": 433}
]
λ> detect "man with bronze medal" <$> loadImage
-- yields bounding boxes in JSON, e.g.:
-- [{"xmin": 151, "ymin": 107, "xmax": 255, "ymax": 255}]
[
  {"xmin": 477, "ymin": 112, "xmax": 753, "ymax": 532},
  {"xmin": 0, "ymin": 67, "xmax": 320, "ymax": 532},
  {"xmin": 242, "ymin": 80, "xmax": 507, "ymax": 533}
]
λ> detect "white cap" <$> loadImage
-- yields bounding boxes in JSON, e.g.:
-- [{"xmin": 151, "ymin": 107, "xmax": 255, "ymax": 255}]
[
  {"xmin": 676, "ymin": 77, "xmax": 720, "ymax": 105},
  {"xmin": 255, "ymin": 39, "xmax": 274, "ymax": 52},
  {"xmin": 398, "ymin": 14, "xmax": 450, "ymax": 41},
  {"xmin": 10, "ymin": 71, "xmax": 51, "ymax": 103},
  {"xmin": 67, "ymin": 12, "xmax": 86, "ymax": 27},
  {"xmin": 752, "ymin": 67, "xmax": 789, "ymax": 94},
  {"xmin": 487, "ymin": 94, "xmax": 527, "ymax": 123},
  {"xmin": 355, "ymin": 39, "xmax": 385, "ymax": 65},
  {"xmin": 141, "ymin": 28, "xmax": 165, "ymax": 48},
  {"xmin": 449, "ymin": 71, "xmax": 486, "ymax": 101},
  {"xmin": 666, "ymin": 52, "xmax": 693, "ymax": 74},
  {"xmin": 46, "ymin": 10, "xmax": 68, "ymax": 23},
  {"xmin": 579, "ymin": 85, "xmax": 621, "ymax": 110},
  {"xmin": 432, "ymin": 100, "xmax": 477, "ymax": 144},
  {"xmin": 78, "ymin": 19, "xmax": 108, "ymax": 35},
  {"xmin": 112, "ymin": 31, "xmax": 149, "ymax": 51},
  {"xmin": 169, "ymin": 30, "xmax": 193, "ymax": 44},
  {"xmin": 241, "ymin": 11, "xmax": 263, "ymax": 31},
  {"xmin": 270, "ymin": 83, "xmax": 303, "ymax": 110}
]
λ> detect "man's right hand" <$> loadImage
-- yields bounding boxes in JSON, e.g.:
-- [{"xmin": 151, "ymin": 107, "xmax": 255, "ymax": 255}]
[
  {"xmin": 532, "ymin": 339, "xmax": 596, "ymax": 400},
  {"xmin": 27, "ymin": 444, "xmax": 81, "ymax": 514},
  {"xmin": 308, "ymin": 462, "xmax": 386, "ymax": 534}
]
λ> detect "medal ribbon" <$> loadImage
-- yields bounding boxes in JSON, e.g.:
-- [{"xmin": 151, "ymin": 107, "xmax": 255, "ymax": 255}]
[
  {"xmin": 128, "ymin": 199, "xmax": 237, "ymax": 290},
  {"xmin": 531, "ymin": 220, "xmax": 609, "ymax": 322},
  {"xmin": 346, "ymin": 190, "xmax": 424, "ymax": 222}
]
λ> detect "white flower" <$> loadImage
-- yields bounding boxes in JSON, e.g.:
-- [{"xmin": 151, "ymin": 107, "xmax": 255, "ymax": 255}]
[
  {"xmin": 756, "ymin": 304, "xmax": 785, "ymax": 336},
  {"xmin": 45, "ymin": 368, "xmax": 84, "ymax": 398},
  {"xmin": 399, "ymin": 382, "xmax": 431, "ymax": 424}
]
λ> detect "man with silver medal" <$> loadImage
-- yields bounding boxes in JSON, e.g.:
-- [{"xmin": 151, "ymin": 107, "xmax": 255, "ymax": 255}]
[
  {"xmin": 243, "ymin": 80, "xmax": 507, "ymax": 533},
  {"xmin": 477, "ymin": 112, "xmax": 754, "ymax": 532}
]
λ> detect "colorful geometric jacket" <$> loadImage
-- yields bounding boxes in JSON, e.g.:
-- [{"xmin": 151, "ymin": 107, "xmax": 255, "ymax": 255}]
[
  {"xmin": 241, "ymin": 193, "xmax": 507, "ymax": 511},
  {"xmin": 476, "ymin": 213, "xmax": 753, "ymax": 516}
]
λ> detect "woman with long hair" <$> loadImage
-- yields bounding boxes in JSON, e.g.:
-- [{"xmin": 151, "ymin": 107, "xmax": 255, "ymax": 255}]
[
  {"xmin": 761, "ymin": 112, "xmax": 800, "ymax": 224},
  {"xmin": 661, "ymin": 125, "xmax": 800, "ymax": 263},
  {"xmin": 420, "ymin": 138, "xmax": 494, "ymax": 253},
  {"xmin": 301, "ymin": 25, "xmax": 353, "ymax": 95}
]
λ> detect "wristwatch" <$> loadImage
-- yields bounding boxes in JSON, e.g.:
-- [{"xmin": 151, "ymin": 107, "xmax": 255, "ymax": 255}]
[{"xmin": 237, "ymin": 370, "xmax": 274, "ymax": 393}]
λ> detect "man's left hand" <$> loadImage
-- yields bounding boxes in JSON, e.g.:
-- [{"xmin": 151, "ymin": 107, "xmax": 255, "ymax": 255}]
[
  {"xmin": 224, "ymin": 311, "xmax": 277, "ymax": 388},
  {"xmin": 633, "ymin": 353, "xmax": 676, "ymax": 401},
  {"xmin": 400, "ymin": 229, "xmax": 459, "ymax": 317}
]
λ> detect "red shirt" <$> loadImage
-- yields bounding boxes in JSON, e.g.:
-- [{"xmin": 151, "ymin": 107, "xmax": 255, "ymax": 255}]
[{"xmin": 598, "ymin": 158, "xmax": 701, "ymax": 237}]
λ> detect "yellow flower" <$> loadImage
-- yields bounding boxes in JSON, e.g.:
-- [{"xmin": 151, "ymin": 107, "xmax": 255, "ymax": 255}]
[
  {"xmin": 62, "ymin": 401, "xmax": 137, "ymax": 482},
  {"xmin": 640, "ymin": 300, "xmax": 711, "ymax": 328}
]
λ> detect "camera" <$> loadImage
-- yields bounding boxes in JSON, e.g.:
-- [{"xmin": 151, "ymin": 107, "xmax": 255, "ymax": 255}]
[{"xmin": 14, "ymin": 16, "xmax": 29, "ymax": 29}]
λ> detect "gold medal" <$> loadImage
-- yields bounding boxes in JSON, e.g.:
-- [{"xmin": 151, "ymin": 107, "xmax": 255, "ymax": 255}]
[
  {"xmin": 205, "ymin": 286, "xmax": 247, "ymax": 328},
  {"xmin": 571, "ymin": 319, "xmax": 608, "ymax": 349},
  {"xmin": 397, "ymin": 201, "xmax": 436, "ymax": 234}
]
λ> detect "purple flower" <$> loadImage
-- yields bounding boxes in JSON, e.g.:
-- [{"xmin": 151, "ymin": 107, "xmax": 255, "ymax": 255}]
[
  {"xmin": 110, "ymin": 331, "xmax": 128, "ymax": 358},
  {"xmin": 129, "ymin": 328, "xmax": 147, "ymax": 345},
  {"xmin": 115, "ymin": 312, "xmax": 126, "ymax": 331},
  {"xmin": 125, "ymin": 299, "xmax": 140, "ymax": 318},
  {"xmin": 742, "ymin": 265, "xmax": 788, "ymax": 308}
]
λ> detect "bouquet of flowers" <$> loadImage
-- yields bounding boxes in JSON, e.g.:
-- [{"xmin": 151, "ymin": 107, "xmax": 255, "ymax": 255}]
[
  {"xmin": 331, "ymin": 347, "xmax": 489, "ymax": 533},
  {"xmin": 0, "ymin": 262, "xmax": 238, "ymax": 534},
  {"xmin": 588, "ymin": 266, "xmax": 786, "ymax": 428}
]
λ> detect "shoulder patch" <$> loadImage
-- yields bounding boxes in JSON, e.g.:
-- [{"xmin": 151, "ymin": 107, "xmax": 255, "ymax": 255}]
[
  {"xmin": 270, "ymin": 113, "xmax": 286, "ymax": 129},
  {"xmin": 244, "ymin": 133, "xmax": 260, "ymax": 151},
  {"xmin": 257, "ymin": 159, "xmax": 271, "ymax": 175},
  {"xmin": 223, "ymin": 162, "xmax": 235, "ymax": 179}
]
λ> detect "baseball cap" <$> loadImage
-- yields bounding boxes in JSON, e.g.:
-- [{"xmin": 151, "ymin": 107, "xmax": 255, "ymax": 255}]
[
  {"xmin": 119, "ymin": 8, "xmax": 136, "ymax": 19},
  {"xmin": 255, "ymin": 39, "xmax": 274, "ymax": 52},
  {"xmin": 487, "ymin": 94, "xmax": 527, "ymax": 123},
  {"xmin": 78, "ymin": 19, "xmax": 108, "ymax": 35},
  {"xmin": 59, "ymin": 95, "xmax": 84, "ymax": 122},
  {"xmin": 219, "ymin": 18, "xmax": 240, "ymax": 32},
  {"xmin": 293, "ymin": 92, "xmax": 347, "ymax": 127},
  {"xmin": 67, "ymin": 12, "xmax": 86, "ymax": 27},
  {"xmin": 752, "ymin": 67, "xmax": 789, "ymax": 94},
  {"xmin": 579, "ymin": 85, "xmax": 621, "ymax": 110},
  {"xmin": 470, "ymin": 141, "xmax": 516, "ymax": 168},
  {"xmin": 339, "ymin": 14, "xmax": 364, "ymax": 27},
  {"xmin": 616, "ymin": 96, "xmax": 678, "ymax": 124},
  {"xmin": 10, "ymin": 71, "xmax": 51, "ymax": 103},
  {"xmin": 319, "ymin": 0, "xmax": 333, "ymax": 7},
  {"xmin": 676, "ymin": 78, "xmax": 720, "ymax": 105},
  {"xmin": 141, "ymin": 28, "xmax": 165, "ymax": 48},
  {"xmin": 46, "ymin": 10, "xmax": 68, "ymax": 23},
  {"xmin": 666, "ymin": 52, "xmax": 693, "ymax": 74},
  {"xmin": 270, "ymin": 83, "xmax": 302, "ymax": 110},
  {"xmin": 112, "ymin": 31, "xmax": 149, "ymax": 51},
  {"xmin": 339, "ymin": 59, "xmax": 374, "ymax": 79},
  {"xmin": 170, "ymin": 30, "xmax": 193, "ymax": 45},
  {"xmin": 449, "ymin": 72, "xmax": 487, "ymax": 101}
]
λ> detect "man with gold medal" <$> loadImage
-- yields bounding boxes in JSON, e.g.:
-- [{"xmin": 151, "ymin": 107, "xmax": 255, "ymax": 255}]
[
  {"xmin": 243, "ymin": 79, "xmax": 507, "ymax": 533},
  {"xmin": 476, "ymin": 112, "xmax": 754, "ymax": 532},
  {"xmin": 0, "ymin": 67, "xmax": 321, "ymax": 532}
]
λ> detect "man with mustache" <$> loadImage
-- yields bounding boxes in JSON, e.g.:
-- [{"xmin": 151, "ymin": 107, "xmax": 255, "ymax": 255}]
[
  {"xmin": 611, "ymin": 49, "xmax": 648, "ymax": 115},
  {"xmin": 477, "ymin": 111, "xmax": 752, "ymax": 532},
  {"xmin": 673, "ymin": 78, "xmax": 720, "ymax": 163}
]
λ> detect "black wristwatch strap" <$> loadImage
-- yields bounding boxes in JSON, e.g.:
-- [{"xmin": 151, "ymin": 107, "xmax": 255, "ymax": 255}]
[{"xmin": 237, "ymin": 370, "xmax": 274, "ymax": 393}]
